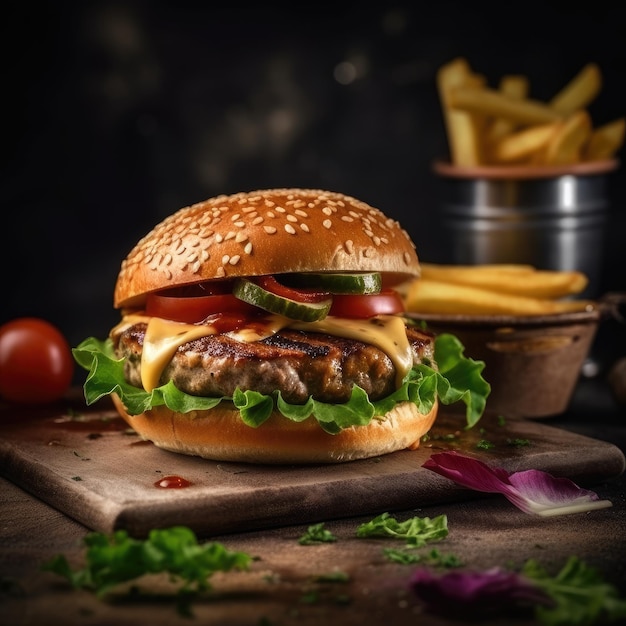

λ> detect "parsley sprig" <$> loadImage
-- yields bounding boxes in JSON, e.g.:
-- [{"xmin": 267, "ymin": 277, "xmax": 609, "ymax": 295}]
[
  {"xmin": 356, "ymin": 512, "xmax": 448, "ymax": 547},
  {"xmin": 42, "ymin": 526, "xmax": 252, "ymax": 598},
  {"xmin": 523, "ymin": 556, "xmax": 626, "ymax": 626}
]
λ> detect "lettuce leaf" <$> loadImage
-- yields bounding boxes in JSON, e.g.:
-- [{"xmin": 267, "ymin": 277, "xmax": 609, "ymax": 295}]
[{"xmin": 72, "ymin": 330, "xmax": 489, "ymax": 434}]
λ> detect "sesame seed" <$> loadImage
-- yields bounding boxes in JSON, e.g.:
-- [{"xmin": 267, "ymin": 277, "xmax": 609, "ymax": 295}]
[
  {"xmin": 229, "ymin": 255, "xmax": 241, "ymax": 265},
  {"xmin": 244, "ymin": 242, "xmax": 253, "ymax": 254},
  {"xmin": 284, "ymin": 224, "xmax": 296, "ymax": 234},
  {"xmin": 192, "ymin": 261, "xmax": 201, "ymax": 273},
  {"xmin": 266, "ymin": 211, "xmax": 275, "ymax": 218},
  {"xmin": 341, "ymin": 216, "xmax": 353, "ymax": 222},
  {"xmin": 224, "ymin": 231, "xmax": 236, "ymax": 241},
  {"xmin": 323, "ymin": 219, "xmax": 332, "ymax": 229},
  {"xmin": 216, "ymin": 266, "xmax": 226, "ymax": 278},
  {"xmin": 222, "ymin": 254, "xmax": 230, "ymax": 265},
  {"xmin": 294, "ymin": 209, "xmax": 308, "ymax": 217},
  {"xmin": 252, "ymin": 216, "xmax": 264, "ymax": 225},
  {"xmin": 231, "ymin": 213, "xmax": 241, "ymax": 221},
  {"xmin": 286, "ymin": 214, "xmax": 298, "ymax": 223},
  {"xmin": 264, "ymin": 225, "xmax": 277, "ymax": 234},
  {"xmin": 322, "ymin": 207, "xmax": 332, "ymax": 216},
  {"xmin": 215, "ymin": 234, "xmax": 224, "ymax": 243},
  {"xmin": 344, "ymin": 240, "xmax": 354, "ymax": 254},
  {"xmin": 300, "ymin": 223, "xmax": 310, "ymax": 233},
  {"xmin": 235, "ymin": 232, "xmax": 248, "ymax": 243},
  {"xmin": 275, "ymin": 206, "xmax": 286, "ymax": 213}
]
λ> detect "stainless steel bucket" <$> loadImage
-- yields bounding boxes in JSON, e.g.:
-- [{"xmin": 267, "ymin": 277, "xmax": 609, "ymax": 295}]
[{"xmin": 434, "ymin": 160, "xmax": 619, "ymax": 298}]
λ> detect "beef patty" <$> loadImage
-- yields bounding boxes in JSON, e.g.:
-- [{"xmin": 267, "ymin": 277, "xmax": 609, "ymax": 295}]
[{"xmin": 113, "ymin": 323, "xmax": 435, "ymax": 404}]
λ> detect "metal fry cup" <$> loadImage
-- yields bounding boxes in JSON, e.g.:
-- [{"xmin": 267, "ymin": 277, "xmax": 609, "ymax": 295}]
[{"xmin": 433, "ymin": 160, "xmax": 619, "ymax": 298}]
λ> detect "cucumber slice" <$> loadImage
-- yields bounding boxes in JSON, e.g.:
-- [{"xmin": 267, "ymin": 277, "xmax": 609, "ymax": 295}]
[
  {"xmin": 285, "ymin": 272, "xmax": 382, "ymax": 295},
  {"xmin": 233, "ymin": 278, "xmax": 332, "ymax": 322}
]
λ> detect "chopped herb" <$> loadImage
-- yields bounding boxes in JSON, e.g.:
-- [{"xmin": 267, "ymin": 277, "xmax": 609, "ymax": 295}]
[
  {"xmin": 476, "ymin": 439, "xmax": 495, "ymax": 450},
  {"xmin": 507, "ymin": 438, "xmax": 531, "ymax": 447},
  {"xmin": 71, "ymin": 476, "xmax": 82, "ymax": 482},
  {"xmin": 42, "ymin": 526, "xmax": 252, "ymax": 600},
  {"xmin": 497, "ymin": 415, "xmax": 506, "ymax": 426},
  {"xmin": 356, "ymin": 513, "xmax": 448, "ymax": 547},
  {"xmin": 523, "ymin": 556, "xmax": 626, "ymax": 626},
  {"xmin": 298, "ymin": 523, "xmax": 338, "ymax": 545},
  {"xmin": 311, "ymin": 571, "xmax": 350, "ymax": 583},
  {"xmin": 384, "ymin": 547, "xmax": 462, "ymax": 567},
  {"xmin": 300, "ymin": 590, "xmax": 319, "ymax": 604}
]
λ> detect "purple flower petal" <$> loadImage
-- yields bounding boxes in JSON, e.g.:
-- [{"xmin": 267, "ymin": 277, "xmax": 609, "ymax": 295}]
[
  {"xmin": 423, "ymin": 451, "xmax": 612, "ymax": 516},
  {"xmin": 409, "ymin": 566, "xmax": 552, "ymax": 619}
]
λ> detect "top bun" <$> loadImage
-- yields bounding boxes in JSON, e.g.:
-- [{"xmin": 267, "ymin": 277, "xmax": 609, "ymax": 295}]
[{"xmin": 114, "ymin": 188, "xmax": 420, "ymax": 308}]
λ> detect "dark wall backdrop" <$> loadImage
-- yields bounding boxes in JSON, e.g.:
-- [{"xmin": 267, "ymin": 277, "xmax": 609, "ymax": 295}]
[{"xmin": 2, "ymin": 1, "xmax": 625, "ymax": 367}]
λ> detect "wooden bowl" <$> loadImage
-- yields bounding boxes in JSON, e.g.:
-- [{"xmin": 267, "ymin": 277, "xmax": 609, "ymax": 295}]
[{"xmin": 408, "ymin": 308, "xmax": 603, "ymax": 419}]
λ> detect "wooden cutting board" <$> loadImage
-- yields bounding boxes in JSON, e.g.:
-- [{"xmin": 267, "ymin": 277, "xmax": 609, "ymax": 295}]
[{"xmin": 0, "ymin": 396, "xmax": 624, "ymax": 538}]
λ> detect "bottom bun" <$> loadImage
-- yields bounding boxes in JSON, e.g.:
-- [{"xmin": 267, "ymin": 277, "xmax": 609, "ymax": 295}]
[{"xmin": 111, "ymin": 395, "xmax": 438, "ymax": 464}]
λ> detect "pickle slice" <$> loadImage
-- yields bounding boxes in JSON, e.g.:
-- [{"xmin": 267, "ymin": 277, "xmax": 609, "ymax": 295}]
[
  {"xmin": 285, "ymin": 272, "xmax": 382, "ymax": 294},
  {"xmin": 233, "ymin": 278, "xmax": 332, "ymax": 322}
]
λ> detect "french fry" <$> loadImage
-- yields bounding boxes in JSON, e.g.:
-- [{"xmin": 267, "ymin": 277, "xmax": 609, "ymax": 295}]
[
  {"xmin": 486, "ymin": 75, "xmax": 530, "ymax": 144},
  {"xmin": 491, "ymin": 122, "xmax": 558, "ymax": 163},
  {"xmin": 541, "ymin": 110, "xmax": 592, "ymax": 165},
  {"xmin": 448, "ymin": 85, "xmax": 563, "ymax": 126},
  {"xmin": 549, "ymin": 63, "xmax": 602, "ymax": 116},
  {"xmin": 437, "ymin": 58, "xmax": 483, "ymax": 166},
  {"xmin": 419, "ymin": 263, "xmax": 588, "ymax": 299},
  {"xmin": 583, "ymin": 117, "xmax": 626, "ymax": 161},
  {"xmin": 436, "ymin": 59, "xmax": 623, "ymax": 167},
  {"xmin": 404, "ymin": 279, "xmax": 591, "ymax": 316}
]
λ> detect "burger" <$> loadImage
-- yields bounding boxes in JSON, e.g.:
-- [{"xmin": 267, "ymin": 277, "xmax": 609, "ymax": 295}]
[{"xmin": 74, "ymin": 188, "xmax": 489, "ymax": 464}]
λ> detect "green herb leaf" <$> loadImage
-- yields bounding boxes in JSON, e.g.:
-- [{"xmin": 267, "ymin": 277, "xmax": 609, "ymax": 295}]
[
  {"xmin": 42, "ymin": 526, "xmax": 252, "ymax": 598},
  {"xmin": 356, "ymin": 513, "xmax": 448, "ymax": 547},
  {"xmin": 384, "ymin": 547, "xmax": 462, "ymax": 567},
  {"xmin": 522, "ymin": 556, "xmax": 626, "ymax": 626},
  {"xmin": 298, "ymin": 523, "xmax": 338, "ymax": 545}
]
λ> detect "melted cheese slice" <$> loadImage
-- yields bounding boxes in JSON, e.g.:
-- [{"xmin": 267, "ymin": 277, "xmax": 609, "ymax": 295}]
[{"xmin": 113, "ymin": 313, "xmax": 412, "ymax": 392}]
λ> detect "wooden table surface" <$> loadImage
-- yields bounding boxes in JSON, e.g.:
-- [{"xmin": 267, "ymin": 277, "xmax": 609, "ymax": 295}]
[{"xmin": 1, "ymin": 377, "xmax": 625, "ymax": 626}]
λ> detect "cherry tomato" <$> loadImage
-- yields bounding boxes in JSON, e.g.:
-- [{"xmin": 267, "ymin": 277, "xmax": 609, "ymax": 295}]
[
  {"xmin": 0, "ymin": 318, "xmax": 74, "ymax": 405},
  {"xmin": 329, "ymin": 289, "xmax": 405, "ymax": 318}
]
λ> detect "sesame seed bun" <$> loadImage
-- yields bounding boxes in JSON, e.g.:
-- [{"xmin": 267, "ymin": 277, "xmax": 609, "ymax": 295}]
[
  {"xmin": 114, "ymin": 188, "xmax": 420, "ymax": 308},
  {"xmin": 111, "ymin": 395, "xmax": 438, "ymax": 464}
]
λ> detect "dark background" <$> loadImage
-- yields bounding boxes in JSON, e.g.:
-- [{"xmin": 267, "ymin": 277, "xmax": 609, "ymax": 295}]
[{"xmin": 2, "ymin": 0, "xmax": 625, "ymax": 379}]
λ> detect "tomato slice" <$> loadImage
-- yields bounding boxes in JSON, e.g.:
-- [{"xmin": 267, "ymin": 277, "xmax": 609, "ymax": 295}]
[
  {"xmin": 146, "ymin": 291, "xmax": 258, "ymax": 323},
  {"xmin": 256, "ymin": 275, "xmax": 330, "ymax": 303},
  {"xmin": 329, "ymin": 289, "xmax": 405, "ymax": 318}
]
